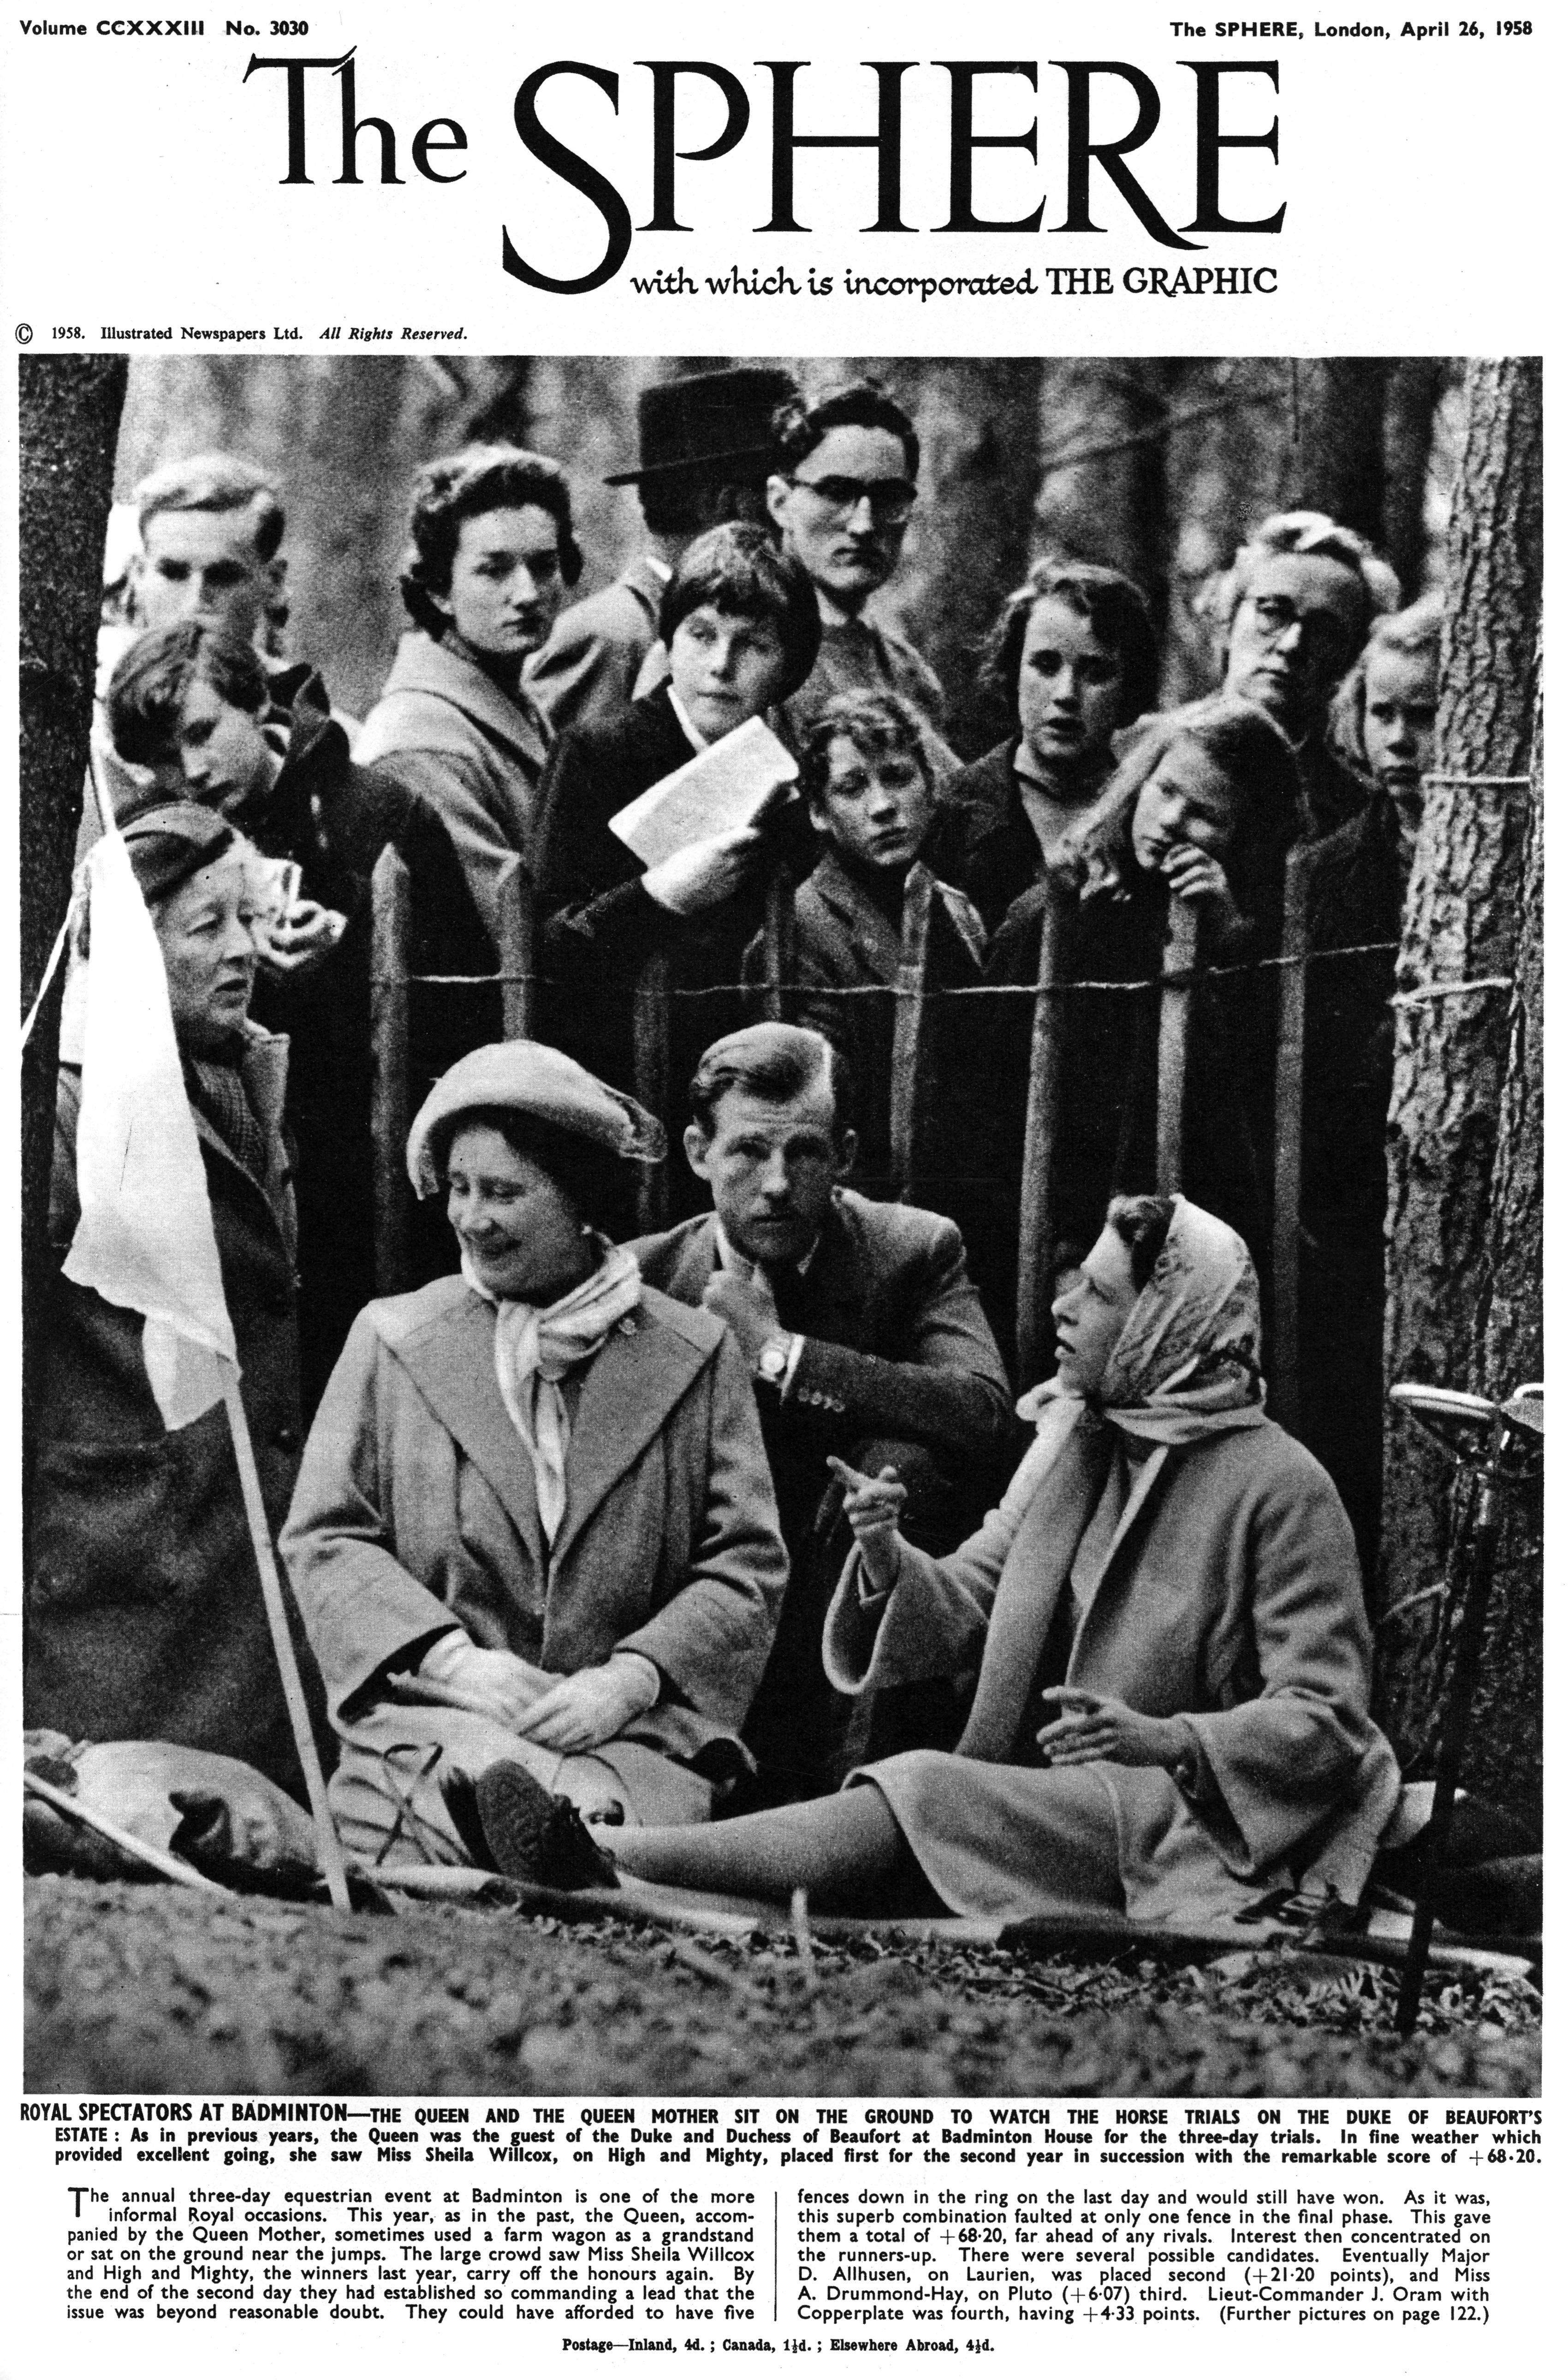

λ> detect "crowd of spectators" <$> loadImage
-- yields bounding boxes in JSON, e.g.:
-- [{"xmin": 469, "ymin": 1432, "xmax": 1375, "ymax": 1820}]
[{"xmin": 24, "ymin": 368, "xmax": 1448, "ymax": 1921}]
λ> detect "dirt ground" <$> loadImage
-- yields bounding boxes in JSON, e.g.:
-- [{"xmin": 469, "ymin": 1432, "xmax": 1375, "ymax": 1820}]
[{"xmin": 25, "ymin": 1876, "xmax": 1540, "ymax": 2099}]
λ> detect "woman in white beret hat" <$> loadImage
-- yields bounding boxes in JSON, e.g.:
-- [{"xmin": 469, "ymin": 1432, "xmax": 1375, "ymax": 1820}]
[{"xmin": 281, "ymin": 1040, "xmax": 788, "ymax": 1879}]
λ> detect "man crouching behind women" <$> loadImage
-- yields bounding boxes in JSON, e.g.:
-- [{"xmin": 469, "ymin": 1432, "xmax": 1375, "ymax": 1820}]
[{"xmin": 281, "ymin": 1040, "xmax": 788, "ymax": 1876}]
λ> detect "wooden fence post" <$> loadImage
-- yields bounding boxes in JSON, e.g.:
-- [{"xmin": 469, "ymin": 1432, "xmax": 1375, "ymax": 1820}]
[
  {"xmin": 888, "ymin": 863, "xmax": 936, "ymax": 1204},
  {"xmin": 1270, "ymin": 845, "xmax": 1315, "ymax": 1433},
  {"xmin": 494, "ymin": 854, "xmax": 535, "ymax": 1041},
  {"xmin": 758, "ymin": 862, "xmax": 796, "ymax": 1025},
  {"xmin": 633, "ymin": 951, "xmax": 672, "ymax": 1233},
  {"xmin": 1156, "ymin": 898, "xmax": 1200, "ymax": 1195},
  {"xmin": 1015, "ymin": 886, "xmax": 1071, "ymax": 1386},
  {"xmin": 370, "ymin": 843, "xmax": 412, "ymax": 1295}
]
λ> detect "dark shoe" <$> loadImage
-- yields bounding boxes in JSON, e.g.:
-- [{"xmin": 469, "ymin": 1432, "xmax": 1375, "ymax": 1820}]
[{"xmin": 472, "ymin": 1761, "xmax": 621, "ymax": 1891}]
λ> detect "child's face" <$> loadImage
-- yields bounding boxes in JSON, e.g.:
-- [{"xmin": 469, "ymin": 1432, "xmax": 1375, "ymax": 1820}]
[
  {"xmin": 668, "ymin": 604, "xmax": 791, "ymax": 742},
  {"xmin": 1363, "ymin": 645, "xmax": 1437, "ymax": 825},
  {"xmin": 174, "ymin": 676, "xmax": 279, "ymax": 810},
  {"xmin": 1016, "ymin": 595, "xmax": 1126, "ymax": 782},
  {"xmin": 1129, "ymin": 742, "xmax": 1240, "ymax": 875},
  {"xmin": 809, "ymin": 732, "xmax": 935, "ymax": 873}
]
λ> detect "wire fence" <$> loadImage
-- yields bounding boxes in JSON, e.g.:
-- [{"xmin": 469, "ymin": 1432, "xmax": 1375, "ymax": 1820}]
[{"xmin": 366, "ymin": 839, "xmax": 1516, "ymax": 1420}]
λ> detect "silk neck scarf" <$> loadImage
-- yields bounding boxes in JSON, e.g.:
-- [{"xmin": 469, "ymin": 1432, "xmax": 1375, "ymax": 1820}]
[{"xmin": 463, "ymin": 1239, "xmax": 642, "ymax": 1543}]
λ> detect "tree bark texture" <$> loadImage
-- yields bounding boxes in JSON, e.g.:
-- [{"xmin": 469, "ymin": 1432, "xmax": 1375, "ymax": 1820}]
[
  {"xmin": 1455, "ymin": 667, "xmax": 1545, "ymax": 1820},
  {"xmin": 19, "ymin": 356, "xmax": 128, "ymax": 1507},
  {"xmin": 1378, "ymin": 357, "xmax": 1542, "ymax": 1816}
]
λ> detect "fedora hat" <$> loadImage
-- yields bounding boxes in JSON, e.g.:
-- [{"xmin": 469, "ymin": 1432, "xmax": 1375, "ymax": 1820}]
[{"xmin": 605, "ymin": 365, "xmax": 799, "ymax": 487}]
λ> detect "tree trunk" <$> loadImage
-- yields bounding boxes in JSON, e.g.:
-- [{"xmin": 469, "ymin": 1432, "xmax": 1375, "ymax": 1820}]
[
  {"xmin": 887, "ymin": 359, "xmax": 1043, "ymax": 761},
  {"xmin": 1033, "ymin": 359, "xmax": 1175, "ymax": 653},
  {"xmin": 1381, "ymin": 357, "xmax": 1444, "ymax": 599},
  {"xmin": 1456, "ymin": 665, "xmax": 1544, "ymax": 1818},
  {"xmin": 19, "ymin": 356, "xmax": 128, "ymax": 1514},
  {"xmin": 1378, "ymin": 358, "xmax": 1542, "ymax": 1811},
  {"xmin": 1288, "ymin": 358, "xmax": 1391, "ymax": 544}
]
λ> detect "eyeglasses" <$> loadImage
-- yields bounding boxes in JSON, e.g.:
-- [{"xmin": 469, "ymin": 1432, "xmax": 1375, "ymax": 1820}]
[
  {"xmin": 1243, "ymin": 593, "xmax": 1359, "ymax": 663},
  {"xmin": 785, "ymin": 474, "xmax": 917, "ymax": 527}
]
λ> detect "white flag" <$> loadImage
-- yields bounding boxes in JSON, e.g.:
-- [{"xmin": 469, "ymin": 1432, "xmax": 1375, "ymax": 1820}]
[{"xmin": 62, "ymin": 829, "xmax": 238, "ymax": 1430}]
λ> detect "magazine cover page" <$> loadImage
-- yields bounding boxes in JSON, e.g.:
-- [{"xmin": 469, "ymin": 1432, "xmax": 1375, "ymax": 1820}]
[{"xmin": 1, "ymin": 1, "xmax": 1552, "ymax": 2373}]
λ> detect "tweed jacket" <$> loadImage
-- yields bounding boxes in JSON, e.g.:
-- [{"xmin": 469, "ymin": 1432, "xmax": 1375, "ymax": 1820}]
[
  {"xmin": 281, "ymin": 1275, "xmax": 788, "ymax": 1766},
  {"xmin": 355, "ymin": 629, "xmax": 552, "ymax": 961},
  {"xmin": 525, "ymin": 555, "xmax": 668, "ymax": 737},
  {"xmin": 28, "ymin": 1033, "xmax": 321, "ymax": 1797},
  {"xmin": 631, "ymin": 1191, "xmax": 1013, "ymax": 1544},
  {"xmin": 826, "ymin": 1413, "xmax": 1402, "ymax": 1895}
]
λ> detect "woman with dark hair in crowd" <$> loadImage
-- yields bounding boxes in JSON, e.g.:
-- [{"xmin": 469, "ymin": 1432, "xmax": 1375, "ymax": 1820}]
[
  {"xmin": 450, "ymin": 1193, "xmax": 1407, "ymax": 1928},
  {"xmin": 969, "ymin": 697, "xmax": 1301, "ymax": 1343},
  {"xmin": 281, "ymin": 1039, "xmax": 788, "ymax": 1869},
  {"xmin": 27, "ymin": 804, "xmax": 327, "ymax": 1800},
  {"xmin": 933, "ymin": 556, "xmax": 1161, "ymax": 934},
  {"xmin": 533, "ymin": 522, "xmax": 820, "ymax": 1217},
  {"xmin": 356, "ymin": 444, "xmax": 582, "ymax": 960}
]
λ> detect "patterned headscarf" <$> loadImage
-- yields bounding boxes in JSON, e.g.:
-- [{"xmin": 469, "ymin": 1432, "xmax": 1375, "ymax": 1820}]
[
  {"xmin": 1020, "ymin": 1196, "xmax": 1266, "ymax": 1451},
  {"xmin": 1096, "ymin": 1197, "xmax": 1266, "ymax": 1442}
]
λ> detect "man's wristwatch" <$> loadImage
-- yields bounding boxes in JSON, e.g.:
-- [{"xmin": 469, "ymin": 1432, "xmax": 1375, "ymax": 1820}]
[{"xmin": 755, "ymin": 1334, "xmax": 796, "ymax": 1390}]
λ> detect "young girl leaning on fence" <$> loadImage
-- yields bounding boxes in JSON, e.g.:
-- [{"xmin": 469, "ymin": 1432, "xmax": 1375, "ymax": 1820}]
[{"xmin": 968, "ymin": 694, "xmax": 1301, "ymax": 1364}]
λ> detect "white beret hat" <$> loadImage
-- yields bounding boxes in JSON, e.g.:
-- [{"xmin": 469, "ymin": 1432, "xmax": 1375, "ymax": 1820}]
[{"xmin": 406, "ymin": 1041, "xmax": 666, "ymax": 1199}]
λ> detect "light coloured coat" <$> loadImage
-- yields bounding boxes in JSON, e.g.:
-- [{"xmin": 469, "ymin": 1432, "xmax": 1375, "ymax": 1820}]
[
  {"xmin": 826, "ymin": 1413, "xmax": 1403, "ymax": 1911},
  {"xmin": 282, "ymin": 1275, "xmax": 788, "ymax": 1769},
  {"xmin": 355, "ymin": 629, "xmax": 552, "ymax": 960}
]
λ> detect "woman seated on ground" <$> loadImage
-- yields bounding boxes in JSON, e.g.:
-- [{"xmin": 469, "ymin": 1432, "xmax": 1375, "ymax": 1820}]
[
  {"xmin": 486, "ymin": 1193, "xmax": 1402, "ymax": 1923},
  {"xmin": 280, "ymin": 1040, "xmax": 789, "ymax": 1870},
  {"xmin": 533, "ymin": 522, "xmax": 821, "ymax": 1216},
  {"xmin": 975, "ymin": 695, "xmax": 1301, "ymax": 1297},
  {"xmin": 27, "ymin": 803, "xmax": 326, "ymax": 1800}
]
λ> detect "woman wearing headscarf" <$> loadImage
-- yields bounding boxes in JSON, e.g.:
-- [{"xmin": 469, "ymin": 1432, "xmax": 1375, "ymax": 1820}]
[
  {"xmin": 27, "ymin": 803, "xmax": 324, "ymax": 1800},
  {"xmin": 280, "ymin": 1040, "xmax": 789, "ymax": 1871},
  {"xmin": 503, "ymin": 1193, "xmax": 1403, "ymax": 1924}
]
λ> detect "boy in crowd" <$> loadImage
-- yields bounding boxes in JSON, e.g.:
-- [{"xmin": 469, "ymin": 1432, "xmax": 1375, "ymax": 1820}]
[
  {"xmin": 750, "ymin": 691, "xmax": 983, "ymax": 1198},
  {"xmin": 528, "ymin": 365, "xmax": 799, "ymax": 736}
]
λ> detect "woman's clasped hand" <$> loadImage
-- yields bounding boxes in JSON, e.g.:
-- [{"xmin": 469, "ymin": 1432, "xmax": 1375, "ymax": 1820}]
[{"xmin": 1035, "ymin": 1687, "xmax": 1187, "ymax": 1770}]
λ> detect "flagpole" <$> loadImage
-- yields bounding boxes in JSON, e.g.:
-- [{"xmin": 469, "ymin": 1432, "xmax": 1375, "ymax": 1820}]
[{"xmin": 221, "ymin": 1380, "xmax": 352, "ymax": 1912}]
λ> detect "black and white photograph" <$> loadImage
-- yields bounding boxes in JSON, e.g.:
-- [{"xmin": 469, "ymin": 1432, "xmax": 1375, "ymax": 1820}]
[
  {"xmin": 18, "ymin": 349, "xmax": 1543, "ymax": 2100},
  {"xmin": 2, "ymin": 5, "xmax": 1554, "ymax": 2367}
]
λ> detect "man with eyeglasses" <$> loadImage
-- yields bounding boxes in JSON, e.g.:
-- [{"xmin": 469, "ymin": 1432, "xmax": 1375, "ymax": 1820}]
[
  {"xmin": 1205, "ymin": 510, "xmax": 1402, "ymax": 838},
  {"xmin": 766, "ymin": 380, "xmax": 958, "ymax": 774}
]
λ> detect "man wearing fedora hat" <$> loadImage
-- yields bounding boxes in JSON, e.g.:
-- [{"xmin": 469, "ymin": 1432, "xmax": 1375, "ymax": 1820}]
[{"xmin": 526, "ymin": 365, "xmax": 799, "ymax": 737}]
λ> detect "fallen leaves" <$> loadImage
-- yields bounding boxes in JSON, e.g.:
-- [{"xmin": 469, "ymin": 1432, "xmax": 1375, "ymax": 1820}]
[{"xmin": 24, "ymin": 1876, "xmax": 1540, "ymax": 2100}]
